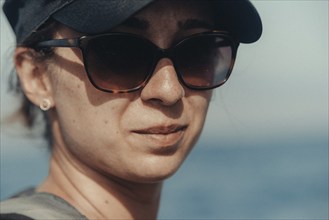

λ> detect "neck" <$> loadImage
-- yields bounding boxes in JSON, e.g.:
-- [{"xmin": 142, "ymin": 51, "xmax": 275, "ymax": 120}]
[{"xmin": 37, "ymin": 142, "xmax": 162, "ymax": 220}]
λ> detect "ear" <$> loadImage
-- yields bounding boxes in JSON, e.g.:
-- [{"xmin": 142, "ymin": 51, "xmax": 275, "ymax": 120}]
[{"xmin": 14, "ymin": 47, "xmax": 55, "ymax": 109}]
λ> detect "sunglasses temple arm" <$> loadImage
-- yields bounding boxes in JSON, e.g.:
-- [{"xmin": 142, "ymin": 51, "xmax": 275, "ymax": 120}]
[{"xmin": 34, "ymin": 38, "xmax": 80, "ymax": 49}]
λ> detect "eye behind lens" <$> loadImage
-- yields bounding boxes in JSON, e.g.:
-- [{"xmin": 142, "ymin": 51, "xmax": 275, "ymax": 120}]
[
  {"xmin": 173, "ymin": 34, "xmax": 235, "ymax": 89},
  {"xmin": 83, "ymin": 34, "xmax": 158, "ymax": 92}
]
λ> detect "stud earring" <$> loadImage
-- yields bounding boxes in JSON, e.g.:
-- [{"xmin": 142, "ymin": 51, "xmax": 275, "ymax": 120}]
[{"xmin": 39, "ymin": 99, "xmax": 52, "ymax": 111}]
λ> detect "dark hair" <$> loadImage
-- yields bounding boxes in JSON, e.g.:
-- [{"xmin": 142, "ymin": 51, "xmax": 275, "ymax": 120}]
[{"xmin": 9, "ymin": 19, "xmax": 60, "ymax": 146}]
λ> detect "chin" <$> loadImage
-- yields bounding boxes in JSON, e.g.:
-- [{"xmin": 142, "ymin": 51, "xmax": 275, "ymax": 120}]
[
  {"xmin": 126, "ymin": 156, "xmax": 186, "ymax": 184},
  {"xmin": 132, "ymin": 171, "xmax": 176, "ymax": 184}
]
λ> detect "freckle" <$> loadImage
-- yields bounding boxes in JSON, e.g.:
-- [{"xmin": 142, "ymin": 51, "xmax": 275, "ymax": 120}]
[
  {"xmin": 72, "ymin": 120, "xmax": 76, "ymax": 123},
  {"xmin": 104, "ymin": 200, "xmax": 109, "ymax": 204},
  {"xmin": 104, "ymin": 120, "xmax": 109, "ymax": 124},
  {"xmin": 77, "ymin": 84, "xmax": 80, "ymax": 89}
]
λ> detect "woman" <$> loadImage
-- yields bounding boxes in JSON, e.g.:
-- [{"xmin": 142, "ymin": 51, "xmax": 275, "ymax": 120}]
[{"xmin": 1, "ymin": 0, "xmax": 262, "ymax": 219}]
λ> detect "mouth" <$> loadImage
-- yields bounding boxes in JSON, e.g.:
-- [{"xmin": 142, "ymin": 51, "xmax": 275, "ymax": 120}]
[
  {"xmin": 131, "ymin": 124, "xmax": 188, "ymax": 150},
  {"xmin": 133, "ymin": 124, "xmax": 187, "ymax": 135}
]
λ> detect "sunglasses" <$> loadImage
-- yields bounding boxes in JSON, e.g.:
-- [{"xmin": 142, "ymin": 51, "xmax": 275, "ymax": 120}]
[{"xmin": 34, "ymin": 31, "xmax": 239, "ymax": 93}]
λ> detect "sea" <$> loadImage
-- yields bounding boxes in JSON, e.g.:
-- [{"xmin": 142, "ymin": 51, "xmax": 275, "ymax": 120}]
[{"xmin": 1, "ymin": 131, "xmax": 328, "ymax": 220}]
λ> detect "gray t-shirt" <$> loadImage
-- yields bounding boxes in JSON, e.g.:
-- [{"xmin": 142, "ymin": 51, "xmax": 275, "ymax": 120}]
[{"xmin": 0, "ymin": 190, "xmax": 87, "ymax": 220}]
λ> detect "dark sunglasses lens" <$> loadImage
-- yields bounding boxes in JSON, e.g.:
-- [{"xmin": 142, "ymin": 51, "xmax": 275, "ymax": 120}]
[
  {"xmin": 175, "ymin": 35, "xmax": 233, "ymax": 88},
  {"xmin": 84, "ymin": 35, "xmax": 155, "ymax": 91}
]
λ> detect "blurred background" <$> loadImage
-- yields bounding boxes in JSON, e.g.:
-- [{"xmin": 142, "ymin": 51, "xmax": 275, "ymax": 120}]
[{"xmin": 1, "ymin": 1, "xmax": 328, "ymax": 219}]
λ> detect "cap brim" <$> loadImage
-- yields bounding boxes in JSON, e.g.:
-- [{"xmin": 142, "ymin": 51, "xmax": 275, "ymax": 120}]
[
  {"xmin": 52, "ymin": 0, "xmax": 262, "ymax": 43},
  {"xmin": 213, "ymin": 0, "xmax": 263, "ymax": 43}
]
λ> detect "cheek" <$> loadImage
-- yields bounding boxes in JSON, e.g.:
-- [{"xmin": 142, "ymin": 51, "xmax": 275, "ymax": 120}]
[
  {"xmin": 186, "ymin": 91, "xmax": 212, "ymax": 142},
  {"xmin": 48, "ymin": 49, "xmax": 121, "ymax": 139},
  {"xmin": 175, "ymin": 91, "xmax": 212, "ymax": 157},
  {"xmin": 49, "ymin": 60, "xmax": 133, "ymax": 157},
  {"xmin": 188, "ymin": 90, "xmax": 212, "ymax": 123}
]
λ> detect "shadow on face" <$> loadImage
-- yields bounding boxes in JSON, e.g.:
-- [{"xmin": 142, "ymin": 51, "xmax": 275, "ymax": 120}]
[{"xmin": 49, "ymin": 0, "xmax": 214, "ymax": 108}]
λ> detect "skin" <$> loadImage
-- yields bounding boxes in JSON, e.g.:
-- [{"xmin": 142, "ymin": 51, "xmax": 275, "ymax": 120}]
[{"xmin": 15, "ymin": 1, "xmax": 215, "ymax": 219}]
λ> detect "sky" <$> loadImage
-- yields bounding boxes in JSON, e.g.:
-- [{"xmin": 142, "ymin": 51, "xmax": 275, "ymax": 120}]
[
  {"xmin": 206, "ymin": 1, "xmax": 328, "ymax": 145},
  {"xmin": 0, "ymin": 1, "xmax": 328, "ymax": 218}
]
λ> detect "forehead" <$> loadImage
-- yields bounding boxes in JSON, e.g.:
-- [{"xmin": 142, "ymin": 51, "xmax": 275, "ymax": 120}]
[
  {"xmin": 113, "ymin": 0, "xmax": 215, "ymax": 40},
  {"xmin": 137, "ymin": 0, "xmax": 213, "ymax": 18},
  {"xmin": 56, "ymin": 0, "xmax": 215, "ymax": 39},
  {"xmin": 134, "ymin": 0, "xmax": 214, "ymax": 26}
]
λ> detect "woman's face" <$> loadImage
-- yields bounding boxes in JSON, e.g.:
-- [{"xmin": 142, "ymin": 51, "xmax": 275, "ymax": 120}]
[{"xmin": 48, "ymin": 0, "xmax": 214, "ymax": 183}]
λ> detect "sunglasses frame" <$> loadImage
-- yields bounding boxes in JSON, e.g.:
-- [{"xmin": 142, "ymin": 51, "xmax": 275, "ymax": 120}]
[{"xmin": 33, "ymin": 31, "xmax": 239, "ymax": 93}]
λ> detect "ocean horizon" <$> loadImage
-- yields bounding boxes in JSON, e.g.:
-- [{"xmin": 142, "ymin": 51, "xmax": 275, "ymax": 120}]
[{"xmin": 1, "ymin": 133, "xmax": 327, "ymax": 219}]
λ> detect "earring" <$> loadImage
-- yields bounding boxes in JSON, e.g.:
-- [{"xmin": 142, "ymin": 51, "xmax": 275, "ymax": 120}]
[{"xmin": 39, "ymin": 99, "xmax": 52, "ymax": 111}]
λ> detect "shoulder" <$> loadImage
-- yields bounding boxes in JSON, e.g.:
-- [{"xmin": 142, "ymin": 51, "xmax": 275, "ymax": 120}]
[
  {"xmin": 0, "ymin": 192, "xmax": 87, "ymax": 220},
  {"xmin": 0, "ymin": 213, "xmax": 34, "ymax": 220}
]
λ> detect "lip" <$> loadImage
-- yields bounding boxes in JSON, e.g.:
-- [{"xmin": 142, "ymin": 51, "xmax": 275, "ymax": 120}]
[
  {"xmin": 133, "ymin": 124, "xmax": 187, "ymax": 135},
  {"xmin": 131, "ymin": 124, "xmax": 188, "ymax": 150}
]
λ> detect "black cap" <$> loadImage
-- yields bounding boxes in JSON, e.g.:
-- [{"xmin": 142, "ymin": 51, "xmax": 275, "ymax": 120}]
[{"xmin": 3, "ymin": 0, "xmax": 262, "ymax": 44}]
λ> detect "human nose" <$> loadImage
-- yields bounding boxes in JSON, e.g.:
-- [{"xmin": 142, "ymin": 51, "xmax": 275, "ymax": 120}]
[{"xmin": 141, "ymin": 58, "xmax": 185, "ymax": 105}]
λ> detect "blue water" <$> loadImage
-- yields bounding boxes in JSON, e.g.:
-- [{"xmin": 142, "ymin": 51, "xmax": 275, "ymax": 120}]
[{"xmin": 1, "ymin": 135, "xmax": 328, "ymax": 219}]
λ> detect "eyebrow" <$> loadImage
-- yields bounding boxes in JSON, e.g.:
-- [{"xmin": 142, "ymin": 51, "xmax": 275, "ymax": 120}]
[
  {"xmin": 178, "ymin": 19, "xmax": 214, "ymax": 30},
  {"xmin": 120, "ymin": 17, "xmax": 149, "ymax": 30},
  {"xmin": 120, "ymin": 17, "xmax": 213, "ymax": 32}
]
